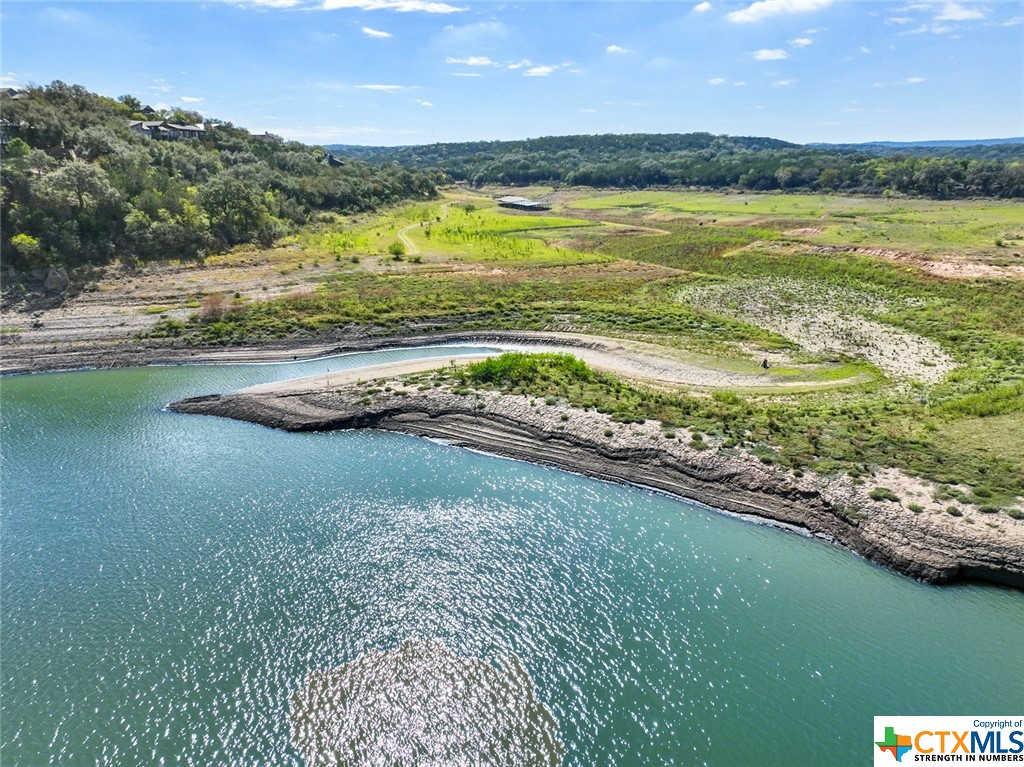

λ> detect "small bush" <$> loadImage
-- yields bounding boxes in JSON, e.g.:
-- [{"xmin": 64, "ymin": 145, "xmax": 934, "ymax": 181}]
[
  {"xmin": 200, "ymin": 293, "xmax": 228, "ymax": 321},
  {"xmin": 869, "ymin": 487, "xmax": 901, "ymax": 503},
  {"xmin": 907, "ymin": 503, "xmax": 925, "ymax": 513},
  {"xmin": 946, "ymin": 505, "xmax": 963, "ymax": 517}
]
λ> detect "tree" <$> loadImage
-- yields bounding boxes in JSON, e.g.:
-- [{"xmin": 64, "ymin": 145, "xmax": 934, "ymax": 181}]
[
  {"xmin": 118, "ymin": 94, "xmax": 142, "ymax": 112},
  {"xmin": 35, "ymin": 161, "xmax": 121, "ymax": 217}
]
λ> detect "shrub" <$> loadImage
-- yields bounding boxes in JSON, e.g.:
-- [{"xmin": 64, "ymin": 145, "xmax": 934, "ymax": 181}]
[
  {"xmin": 604, "ymin": 428, "xmax": 614, "ymax": 437},
  {"xmin": 466, "ymin": 352, "xmax": 593, "ymax": 389},
  {"xmin": 869, "ymin": 487, "xmax": 901, "ymax": 503},
  {"xmin": 908, "ymin": 503, "xmax": 925, "ymax": 513},
  {"xmin": 946, "ymin": 505, "xmax": 963, "ymax": 517},
  {"xmin": 200, "ymin": 293, "xmax": 228, "ymax": 321}
]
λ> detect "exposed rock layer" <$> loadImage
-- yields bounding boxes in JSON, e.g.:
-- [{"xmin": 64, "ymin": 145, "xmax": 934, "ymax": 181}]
[{"xmin": 170, "ymin": 383, "xmax": 1024, "ymax": 589}]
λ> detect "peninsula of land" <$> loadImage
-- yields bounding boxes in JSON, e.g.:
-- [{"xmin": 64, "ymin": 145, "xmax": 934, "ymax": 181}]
[{"xmin": 170, "ymin": 353, "xmax": 1024, "ymax": 589}]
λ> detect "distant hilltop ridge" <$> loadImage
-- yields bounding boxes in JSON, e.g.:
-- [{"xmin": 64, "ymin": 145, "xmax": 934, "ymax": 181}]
[
  {"xmin": 325, "ymin": 131, "xmax": 1024, "ymax": 198},
  {"xmin": 325, "ymin": 132, "xmax": 1024, "ymax": 155},
  {"xmin": 811, "ymin": 137, "xmax": 1024, "ymax": 149}
]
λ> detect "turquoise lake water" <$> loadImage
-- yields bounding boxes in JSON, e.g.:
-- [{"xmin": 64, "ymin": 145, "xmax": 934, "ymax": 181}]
[{"xmin": 1, "ymin": 347, "xmax": 1021, "ymax": 766}]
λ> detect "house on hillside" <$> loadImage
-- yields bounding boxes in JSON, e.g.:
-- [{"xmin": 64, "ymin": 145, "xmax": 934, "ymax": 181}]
[
  {"xmin": 128, "ymin": 120, "xmax": 206, "ymax": 140},
  {"xmin": 254, "ymin": 132, "xmax": 284, "ymax": 143},
  {"xmin": 1, "ymin": 87, "xmax": 27, "ymax": 100},
  {"xmin": 496, "ymin": 195, "xmax": 551, "ymax": 211},
  {"xmin": 140, "ymin": 105, "xmax": 158, "ymax": 117}
]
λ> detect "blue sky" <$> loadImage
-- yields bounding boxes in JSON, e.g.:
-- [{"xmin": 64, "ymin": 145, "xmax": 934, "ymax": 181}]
[{"xmin": 2, "ymin": 0, "xmax": 1022, "ymax": 145}]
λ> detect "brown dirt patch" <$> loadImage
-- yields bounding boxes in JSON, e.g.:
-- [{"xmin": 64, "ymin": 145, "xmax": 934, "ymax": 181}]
[{"xmin": 812, "ymin": 245, "xmax": 1024, "ymax": 279}]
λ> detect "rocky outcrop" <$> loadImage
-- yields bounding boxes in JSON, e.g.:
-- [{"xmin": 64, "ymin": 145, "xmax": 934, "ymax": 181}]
[
  {"xmin": 43, "ymin": 268, "xmax": 70, "ymax": 292},
  {"xmin": 170, "ymin": 383, "xmax": 1024, "ymax": 589}
]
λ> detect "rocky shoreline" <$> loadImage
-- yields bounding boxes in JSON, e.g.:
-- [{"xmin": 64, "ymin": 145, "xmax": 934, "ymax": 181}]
[{"xmin": 170, "ymin": 377, "xmax": 1024, "ymax": 589}]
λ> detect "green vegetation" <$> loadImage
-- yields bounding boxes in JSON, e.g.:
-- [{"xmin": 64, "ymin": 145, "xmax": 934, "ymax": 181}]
[
  {"xmin": 570, "ymin": 190, "xmax": 1024, "ymax": 254},
  {"xmin": 869, "ymin": 487, "xmax": 902, "ymax": 503},
  {"xmin": 0, "ymin": 82, "xmax": 439, "ymax": 271},
  {"xmin": 331, "ymin": 132, "xmax": 1024, "ymax": 198},
  {"xmin": 453, "ymin": 351, "xmax": 1024, "ymax": 514}
]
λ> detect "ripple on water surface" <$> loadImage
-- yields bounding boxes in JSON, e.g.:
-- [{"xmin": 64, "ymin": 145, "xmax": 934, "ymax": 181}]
[{"xmin": 290, "ymin": 639, "xmax": 562, "ymax": 767}]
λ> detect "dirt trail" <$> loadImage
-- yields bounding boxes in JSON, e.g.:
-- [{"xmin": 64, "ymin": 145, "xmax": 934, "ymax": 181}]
[
  {"xmin": 396, "ymin": 223, "xmax": 421, "ymax": 255},
  {"xmin": 239, "ymin": 331, "xmax": 869, "ymax": 395}
]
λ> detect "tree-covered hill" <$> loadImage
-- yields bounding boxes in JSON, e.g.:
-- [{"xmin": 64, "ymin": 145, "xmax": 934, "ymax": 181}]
[
  {"xmin": 327, "ymin": 132, "xmax": 1024, "ymax": 198},
  {"xmin": 1, "ymin": 82, "xmax": 440, "ymax": 271}
]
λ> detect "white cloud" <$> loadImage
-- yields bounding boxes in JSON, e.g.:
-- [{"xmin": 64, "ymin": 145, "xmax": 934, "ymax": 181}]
[
  {"xmin": 859, "ymin": 45, "xmax": 871, "ymax": 53},
  {"xmin": 753, "ymin": 48, "xmax": 790, "ymax": 60},
  {"xmin": 579, "ymin": 108, "xmax": 598, "ymax": 113},
  {"xmin": 180, "ymin": 96, "xmax": 204, "ymax": 103},
  {"xmin": 773, "ymin": 78, "xmax": 797, "ymax": 86},
  {"xmin": 708, "ymin": 77, "xmax": 727, "ymax": 85},
  {"xmin": 790, "ymin": 37, "xmax": 813, "ymax": 47},
  {"xmin": 361, "ymin": 26, "xmax": 392, "ymax": 37},
  {"xmin": 445, "ymin": 56, "xmax": 494, "ymax": 66},
  {"xmin": 524, "ymin": 65, "xmax": 556, "ymax": 77},
  {"xmin": 355, "ymin": 83, "xmax": 407, "ymax": 90},
  {"xmin": 321, "ymin": 0, "xmax": 466, "ymax": 12},
  {"xmin": 936, "ymin": 2, "xmax": 985, "ymax": 21},
  {"xmin": 693, "ymin": 1, "xmax": 713, "ymax": 12},
  {"xmin": 904, "ymin": 76, "xmax": 926, "ymax": 84},
  {"xmin": 505, "ymin": 58, "xmax": 533, "ymax": 70},
  {"xmin": 733, "ymin": 81, "xmax": 748, "ymax": 86},
  {"xmin": 887, "ymin": 16, "xmax": 914, "ymax": 24},
  {"xmin": 727, "ymin": 0, "xmax": 832, "ymax": 24},
  {"xmin": 248, "ymin": 0, "xmax": 302, "ymax": 7},
  {"xmin": 451, "ymin": 72, "xmax": 481, "ymax": 77},
  {"xmin": 417, "ymin": 99, "xmax": 433, "ymax": 107},
  {"xmin": 606, "ymin": 44, "xmax": 632, "ymax": 54}
]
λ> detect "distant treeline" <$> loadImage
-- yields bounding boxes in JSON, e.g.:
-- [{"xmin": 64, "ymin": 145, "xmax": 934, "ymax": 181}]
[
  {"xmin": 1, "ymin": 82, "xmax": 439, "ymax": 270},
  {"xmin": 329, "ymin": 133, "xmax": 1024, "ymax": 199}
]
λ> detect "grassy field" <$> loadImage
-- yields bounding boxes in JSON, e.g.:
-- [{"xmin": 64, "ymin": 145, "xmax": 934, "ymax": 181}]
[
  {"xmin": 569, "ymin": 190, "xmax": 1024, "ymax": 255},
  {"xmin": 147, "ymin": 188, "xmax": 1024, "ymax": 512}
]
